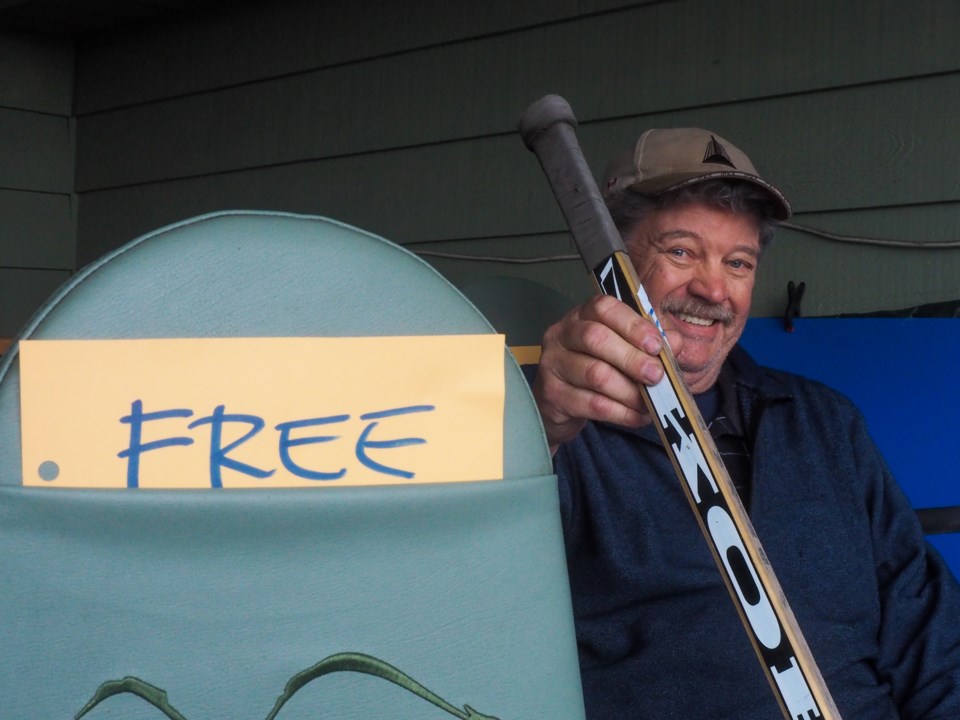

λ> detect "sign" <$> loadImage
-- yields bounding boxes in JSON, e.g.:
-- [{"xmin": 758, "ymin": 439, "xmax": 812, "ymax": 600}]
[{"xmin": 19, "ymin": 336, "xmax": 505, "ymax": 489}]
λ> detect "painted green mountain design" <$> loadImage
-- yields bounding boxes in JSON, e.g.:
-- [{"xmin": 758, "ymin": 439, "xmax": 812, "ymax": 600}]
[{"xmin": 75, "ymin": 651, "xmax": 501, "ymax": 720}]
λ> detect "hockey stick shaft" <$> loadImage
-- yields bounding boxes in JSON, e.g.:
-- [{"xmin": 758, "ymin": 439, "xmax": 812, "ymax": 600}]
[{"xmin": 518, "ymin": 94, "xmax": 841, "ymax": 720}]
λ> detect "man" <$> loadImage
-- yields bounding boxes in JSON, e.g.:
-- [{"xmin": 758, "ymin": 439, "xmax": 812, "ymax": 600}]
[{"xmin": 530, "ymin": 128, "xmax": 960, "ymax": 719}]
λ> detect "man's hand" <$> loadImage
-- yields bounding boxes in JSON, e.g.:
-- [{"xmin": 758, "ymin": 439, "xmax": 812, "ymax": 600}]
[{"xmin": 532, "ymin": 295, "xmax": 682, "ymax": 453}]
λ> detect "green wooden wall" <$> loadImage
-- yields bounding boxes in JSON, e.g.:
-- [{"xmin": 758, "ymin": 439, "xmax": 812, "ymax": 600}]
[
  {"xmin": 6, "ymin": 0, "xmax": 960, "ymax": 344},
  {"xmin": 0, "ymin": 30, "xmax": 74, "ymax": 342}
]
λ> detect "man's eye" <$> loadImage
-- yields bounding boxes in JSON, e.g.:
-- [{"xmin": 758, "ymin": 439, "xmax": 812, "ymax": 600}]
[{"xmin": 728, "ymin": 259, "xmax": 754, "ymax": 270}]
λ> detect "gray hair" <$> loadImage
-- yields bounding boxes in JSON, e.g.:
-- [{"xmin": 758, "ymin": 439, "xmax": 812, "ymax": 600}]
[{"xmin": 605, "ymin": 180, "xmax": 779, "ymax": 251}]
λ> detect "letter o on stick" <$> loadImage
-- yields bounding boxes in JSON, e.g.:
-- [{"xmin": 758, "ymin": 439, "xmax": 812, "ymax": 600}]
[{"xmin": 707, "ymin": 506, "xmax": 782, "ymax": 650}]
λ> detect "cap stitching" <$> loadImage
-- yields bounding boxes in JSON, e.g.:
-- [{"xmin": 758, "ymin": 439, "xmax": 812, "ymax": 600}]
[{"xmin": 634, "ymin": 130, "xmax": 653, "ymax": 183}]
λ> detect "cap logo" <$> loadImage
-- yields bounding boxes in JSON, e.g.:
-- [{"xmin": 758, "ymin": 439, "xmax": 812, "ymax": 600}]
[{"xmin": 703, "ymin": 136, "xmax": 736, "ymax": 169}]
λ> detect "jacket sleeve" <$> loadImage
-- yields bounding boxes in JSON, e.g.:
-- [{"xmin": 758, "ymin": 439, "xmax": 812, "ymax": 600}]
[{"xmin": 855, "ymin": 410, "xmax": 960, "ymax": 719}]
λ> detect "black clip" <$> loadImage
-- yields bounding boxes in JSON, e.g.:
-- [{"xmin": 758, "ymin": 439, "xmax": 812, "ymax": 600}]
[{"xmin": 784, "ymin": 280, "xmax": 805, "ymax": 332}]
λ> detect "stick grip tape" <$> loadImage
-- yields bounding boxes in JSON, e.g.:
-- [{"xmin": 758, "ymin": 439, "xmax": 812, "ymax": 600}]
[{"xmin": 518, "ymin": 94, "xmax": 626, "ymax": 273}]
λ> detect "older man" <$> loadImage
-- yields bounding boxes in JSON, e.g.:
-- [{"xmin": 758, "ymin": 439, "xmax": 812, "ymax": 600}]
[{"xmin": 530, "ymin": 129, "xmax": 960, "ymax": 719}]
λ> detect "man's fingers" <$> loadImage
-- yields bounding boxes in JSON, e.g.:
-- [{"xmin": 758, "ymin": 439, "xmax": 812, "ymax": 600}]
[
  {"xmin": 549, "ymin": 351, "xmax": 649, "ymax": 415},
  {"xmin": 532, "ymin": 296, "xmax": 669, "ymax": 448},
  {"xmin": 556, "ymin": 296, "xmax": 665, "ymax": 386},
  {"xmin": 534, "ymin": 366, "xmax": 651, "ymax": 451}
]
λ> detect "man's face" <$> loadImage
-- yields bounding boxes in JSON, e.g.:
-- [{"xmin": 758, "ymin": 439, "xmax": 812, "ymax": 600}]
[{"xmin": 625, "ymin": 200, "xmax": 761, "ymax": 394}]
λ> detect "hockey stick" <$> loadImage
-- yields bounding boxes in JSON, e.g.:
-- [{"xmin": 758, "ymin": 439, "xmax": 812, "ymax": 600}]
[{"xmin": 518, "ymin": 94, "xmax": 841, "ymax": 720}]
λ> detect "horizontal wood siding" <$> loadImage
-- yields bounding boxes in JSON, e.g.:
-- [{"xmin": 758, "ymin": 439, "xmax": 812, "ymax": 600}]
[
  {"xmin": 0, "ymin": 268, "xmax": 72, "ymax": 339},
  {"xmin": 73, "ymin": 0, "xmax": 649, "ymax": 114},
  {"xmin": 75, "ymin": 1, "xmax": 960, "ymax": 191},
  {"xmin": 0, "ymin": 109, "xmax": 72, "ymax": 191},
  {"xmin": 0, "ymin": 190, "xmax": 74, "ymax": 268},
  {"xmin": 71, "ymin": 0, "xmax": 960, "ymax": 324},
  {"xmin": 0, "ymin": 30, "xmax": 73, "ymax": 114},
  {"xmin": 0, "ymin": 30, "xmax": 75, "ymax": 338}
]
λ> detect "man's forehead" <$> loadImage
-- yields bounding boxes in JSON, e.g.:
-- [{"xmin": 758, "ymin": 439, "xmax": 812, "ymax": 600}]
[{"xmin": 630, "ymin": 203, "xmax": 762, "ymax": 250}]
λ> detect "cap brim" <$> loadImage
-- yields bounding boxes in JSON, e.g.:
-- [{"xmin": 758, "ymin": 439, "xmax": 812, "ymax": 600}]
[{"xmin": 632, "ymin": 170, "xmax": 792, "ymax": 221}]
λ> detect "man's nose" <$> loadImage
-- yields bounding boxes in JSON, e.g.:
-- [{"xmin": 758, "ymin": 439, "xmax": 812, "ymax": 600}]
[{"xmin": 688, "ymin": 265, "xmax": 727, "ymax": 304}]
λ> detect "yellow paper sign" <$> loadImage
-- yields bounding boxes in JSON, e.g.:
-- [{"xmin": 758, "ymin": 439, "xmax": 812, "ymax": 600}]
[{"xmin": 19, "ymin": 336, "xmax": 505, "ymax": 489}]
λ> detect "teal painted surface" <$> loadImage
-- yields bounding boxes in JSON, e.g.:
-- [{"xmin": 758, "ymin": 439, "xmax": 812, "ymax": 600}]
[
  {"xmin": 0, "ymin": 211, "xmax": 583, "ymax": 719},
  {"xmin": 0, "ymin": 477, "xmax": 581, "ymax": 719}
]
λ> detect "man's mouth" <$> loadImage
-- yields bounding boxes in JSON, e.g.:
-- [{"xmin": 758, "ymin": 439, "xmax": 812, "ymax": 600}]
[
  {"xmin": 675, "ymin": 312, "xmax": 716, "ymax": 327},
  {"xmin": 660, "ymin": 298, "xmax": 733, "ymax": 330}
]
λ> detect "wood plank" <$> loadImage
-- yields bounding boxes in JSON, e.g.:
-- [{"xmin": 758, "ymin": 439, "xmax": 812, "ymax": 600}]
[
  {"xmin": 588, "ymin": 75, "xmax": 960, "ymax": 215},
  {"xmin": 509, "ymin": 346, "xmax": 542, "ymax": 365},
  {"xmin": 450, "ymin": 272, "xmax": 585, "ymax": 346},
  {"xmin": 0, "ymin": 269, "xmax": 72, "ymax": 338},
  {"xmin": 0, "ymin": 190, "xmax": 75, "ymax": 269},
  {"xmin": 0, "ymin": 108, "xmax": 73, "ymax": 192},
  {"xmin": 75, "ymin": 167, "xmax": 960, "ymax": 321},
  {"xmin": 75, "ymin": 0, "xmax": 960, "ymax": 193},
  {"xmin": 410, "ymin": 233, "xmax": 591, "ymax": 303},
  {"xmin": 74, "ymin": 0, "xmax": 647, "ymax": 114},
  {"xmin": 423, "ymin": 204, "xmax": 960, "ymax": 333},
  {"xmin": 74, "ymin": 133, "xmax": 563, "ymax": 263},
  {"xmin": 431, "ymin": 213, "xmax": 960, "ymax": 334},
  {"xmin": 0, "ymin": 30, "xmax": 73, "ymax": 114},
  {"xmin": 76, "ymin": 75, "xmax": 960, "ymax": 255},
  {"xmin": 75, "ymin": 0, "xmax": 959, "ymax": 115},
  {"xmin": 757, "ymin": 205, "xmax": 960, "ymax": 318}
]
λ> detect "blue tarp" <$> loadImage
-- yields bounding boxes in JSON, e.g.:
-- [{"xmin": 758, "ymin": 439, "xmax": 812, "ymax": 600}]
[{"xmin": 741, "ymin": 317, "xmax": 960, "ymax": 576}]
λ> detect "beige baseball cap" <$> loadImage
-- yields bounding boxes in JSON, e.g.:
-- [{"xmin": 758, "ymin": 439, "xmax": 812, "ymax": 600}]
[{"xmin": 601, "ymin": 127, "xmax": 792, "ymax": 220}]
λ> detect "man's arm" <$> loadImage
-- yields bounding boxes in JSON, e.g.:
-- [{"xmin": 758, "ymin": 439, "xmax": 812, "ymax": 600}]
[{"xmin": 854, "ymin": 412, "xmax": 960, "ymax": 718}]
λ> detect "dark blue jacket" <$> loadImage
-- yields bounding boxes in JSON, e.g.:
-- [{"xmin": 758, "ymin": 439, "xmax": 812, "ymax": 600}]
[{"xmin": 547, "ymin": 346, "xmax": 960, "ymax": 720}]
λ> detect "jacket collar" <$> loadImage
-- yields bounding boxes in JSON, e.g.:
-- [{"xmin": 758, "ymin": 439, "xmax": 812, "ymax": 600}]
[
  {"xmin": 725, "ymin": 344, "xmax": 794, "ymax": 439},
  {"xmin": 606, "ymin": 343, "xmax": 794, "ymax": 442}
]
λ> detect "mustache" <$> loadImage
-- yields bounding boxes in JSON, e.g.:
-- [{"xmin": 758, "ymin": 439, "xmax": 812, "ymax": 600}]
[{"xmin": 659, "ymin": 297, "xmax": 734, "ymax": 325}]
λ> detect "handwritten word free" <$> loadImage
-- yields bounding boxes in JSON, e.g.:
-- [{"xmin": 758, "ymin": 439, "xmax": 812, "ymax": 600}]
[
  {"xmin": 21, "ymin": 336, "xmax": 504, "ymax": 488},
  {"xmin": 118, "ymin": 400, "xmax": 436, "ymax": 488}
]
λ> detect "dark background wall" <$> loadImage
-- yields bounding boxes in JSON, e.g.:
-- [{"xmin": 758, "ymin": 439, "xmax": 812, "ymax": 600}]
[
  {"xmin": 4, "ymin": 0, "xmax": 960, "ymax": 346},
  {"xmin": 0, "ymin": 29, "xmax": 74, "ymax": 350}
]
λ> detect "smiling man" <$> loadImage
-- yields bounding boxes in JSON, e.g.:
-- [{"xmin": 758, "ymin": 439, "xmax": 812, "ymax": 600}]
[{"xmin": 529, "ymin": 128, "xmax": 960, "ymax": 719}]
